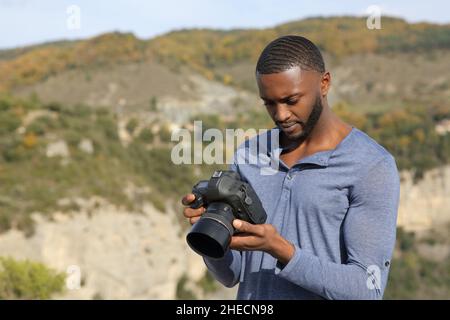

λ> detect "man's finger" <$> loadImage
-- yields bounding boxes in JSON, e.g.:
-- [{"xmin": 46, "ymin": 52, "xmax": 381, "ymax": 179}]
[
  {"xmin": 233, "ymin": 219, "xmax": 260, "ymax": 235},
  {"xmin": 190, "ymin": 216, "xmax": 201, "ymax": 225},
  {"xmin": 182, "ymin": 194, "xmax": 195, "ymax": 206},
  {"xmin": 229, "ymin": 236, "xmax": 245, "ymax": 248},
  {"xmin": 183, "ymin": 207, "xmax": 205, "ymax": 218},
  {"xmin": 229, "ymin": 234, "xmax": 258, "ymax": 250}
]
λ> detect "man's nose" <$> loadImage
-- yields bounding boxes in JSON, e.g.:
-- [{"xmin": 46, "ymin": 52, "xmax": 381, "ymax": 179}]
[{"xmin": 274, "ymin": 104, "xmax": 291, "ymax": 123}]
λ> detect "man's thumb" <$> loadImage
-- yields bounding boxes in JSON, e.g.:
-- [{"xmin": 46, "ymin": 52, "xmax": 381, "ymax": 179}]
[
  {"xmin": 182, "ymin": 194, "xmax": 195, "ymax": 206},
  {"xmin": 233, "ymin": 219, "xmax": 244, "ymax": 230}
]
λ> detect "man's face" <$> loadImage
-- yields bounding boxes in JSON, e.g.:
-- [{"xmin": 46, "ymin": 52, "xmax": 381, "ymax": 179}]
[{"xmin": 256, "ymin": 66, "xmax": 327, "ymax": 142}]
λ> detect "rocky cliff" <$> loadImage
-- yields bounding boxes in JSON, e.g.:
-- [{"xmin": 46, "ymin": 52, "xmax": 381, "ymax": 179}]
[{"xmin": 0, "ymin": 166, "xmax": 448, "ymax": 299}]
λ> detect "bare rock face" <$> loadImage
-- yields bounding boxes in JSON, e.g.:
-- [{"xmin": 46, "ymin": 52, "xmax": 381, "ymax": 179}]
[
  {"xmin": 0, "ymin": 198, "xmax": 216, "ymax": 299},
  {"xmin": 78, "ymin": 138, "xmax": 94, "ymax": 154},
  {"xmin": 398, "ymin": 165, "xmax": 450, "ymax": 232},
  {"xmin": 46, "ymin": 140, "xmax": 70, "ymax": 158},
  {"xmin": 157, "ymin": 74, "xmax": 258, "ymax": 124}
]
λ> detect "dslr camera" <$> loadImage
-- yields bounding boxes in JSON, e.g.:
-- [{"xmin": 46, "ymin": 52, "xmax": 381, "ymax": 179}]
[{"xmin": 186, "ymin": 170, "xmax": 267, "ymax": 259}]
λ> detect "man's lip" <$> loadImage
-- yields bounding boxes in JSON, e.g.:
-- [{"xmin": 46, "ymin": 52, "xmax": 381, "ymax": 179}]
[{"xmin": 279, "ymin": 122, "xmax": 297, "ymax": 128}]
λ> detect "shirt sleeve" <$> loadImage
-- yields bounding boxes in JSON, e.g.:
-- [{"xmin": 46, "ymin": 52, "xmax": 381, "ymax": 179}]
[
  {"xmin": 202, "ymin": 160, "xmax": 242, "ymax": 288},
  {"xmin": 275, "ymin": 155, "xmax": 400, "ymax": 299},
  {"xmin": 203, "ymin": 249, "xmax": 242, "ymax": 288}
]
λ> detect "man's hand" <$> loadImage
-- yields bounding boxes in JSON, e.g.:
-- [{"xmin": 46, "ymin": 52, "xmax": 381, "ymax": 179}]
[
  {"xmin": 230, "ymin": 219, "xmax": 295, "ymax": 265},
  {"xmin": 181, "ymin": 193, "xmax": 205, "ymax": 225}
]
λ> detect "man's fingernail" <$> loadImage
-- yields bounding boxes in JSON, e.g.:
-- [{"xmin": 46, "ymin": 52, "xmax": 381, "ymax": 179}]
[{"xmin": 233, "ymin": 220, "xmax": 242, "ymax": 228}]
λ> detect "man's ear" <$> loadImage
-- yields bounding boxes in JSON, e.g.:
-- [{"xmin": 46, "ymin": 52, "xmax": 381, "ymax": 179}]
[{"xmin": 320, "ymin": 71, "xmax": 331, "ymax": 97}]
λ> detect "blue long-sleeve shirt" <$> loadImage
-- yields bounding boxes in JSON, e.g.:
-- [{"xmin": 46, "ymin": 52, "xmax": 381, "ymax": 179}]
[{"xmin": 203, "ymin": 127, "xmax": 400, "ymax": 300}]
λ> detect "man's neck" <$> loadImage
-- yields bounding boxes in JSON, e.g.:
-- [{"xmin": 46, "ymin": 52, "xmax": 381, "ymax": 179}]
[{"xmin": 280, "ymin": 105, "xmax": 351, "ymax": 163}]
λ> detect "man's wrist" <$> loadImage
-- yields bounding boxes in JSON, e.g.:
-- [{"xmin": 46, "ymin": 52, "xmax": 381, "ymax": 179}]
[{"xmin": 268, "ymin": 234, "xmax": 295, "ymax": 265}]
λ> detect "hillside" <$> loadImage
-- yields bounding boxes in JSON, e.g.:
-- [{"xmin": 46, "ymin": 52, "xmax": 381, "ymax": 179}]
[
  {"xmin": 1, "ymin": 17, "xmax": 449, "ymax": 107},
  {"xmin": 1, "ymin": 94, "xmax": 448, "ymax": 233}
]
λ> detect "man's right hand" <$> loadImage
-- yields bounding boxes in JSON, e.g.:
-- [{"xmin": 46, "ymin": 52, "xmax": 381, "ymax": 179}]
[{"xmin": 182, "ymin": 193, "xmax": 206, "ymax": 225}]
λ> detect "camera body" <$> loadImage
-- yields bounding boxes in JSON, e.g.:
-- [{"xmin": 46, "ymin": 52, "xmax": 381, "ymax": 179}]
[{"xmin": 186, "ymin": 170, "xmax": 267, "ymax": 258}]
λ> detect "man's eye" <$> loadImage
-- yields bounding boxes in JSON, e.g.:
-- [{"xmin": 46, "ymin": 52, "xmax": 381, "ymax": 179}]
[{"xmin": 286, "ymin": 100, "xmax": 298, "ymax": 106}]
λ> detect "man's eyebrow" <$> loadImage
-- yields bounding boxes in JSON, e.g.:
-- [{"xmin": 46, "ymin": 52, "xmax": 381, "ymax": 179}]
[{"xmin": 260, "ymin": 92, "xmax": 303, "ymax": 102}]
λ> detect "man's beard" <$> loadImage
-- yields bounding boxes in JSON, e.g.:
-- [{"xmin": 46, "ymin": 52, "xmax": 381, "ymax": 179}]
[{"xmin": 280, "ymin": 95, "xmax": 323, "ymax": 144}]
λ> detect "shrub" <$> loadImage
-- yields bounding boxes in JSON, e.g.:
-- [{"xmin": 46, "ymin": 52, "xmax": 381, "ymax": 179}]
[
  {"xmin": 27, "ymin": 116, "xmax": 58, "ymax": 136},
  {"xmin": 126, "ymin": 118, "xmax": 139, "ymax": 135},
  {"xmin": 197, "ymin": 271, "xmax": 218, "ymax": 294},
  {"xmin": 176, "ymin": 274, "xmax": 196, "ymax": 300},
  {"xmin": 0, "ymin": 257, "xmax": 65, "ymax": 299},
  {"xmin": 137, "ymin": 127, "xmax": 154, "ymax": 144},
  {"xmin": 97, "ymin": 116, "xmax": 118, "ymax": 141},
  {"xmin": 0, "ymin": 111, "xmax": 21, "ymax": 135}
]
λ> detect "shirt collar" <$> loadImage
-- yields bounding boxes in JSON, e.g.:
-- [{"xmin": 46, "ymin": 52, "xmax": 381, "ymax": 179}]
[
  {"xmin": 268, "ymin": 147, "xmax": 332, "ymax": 169},
  {"xmin": 265, "ymin": 127, "xmax": 355, "ymax": 169}
]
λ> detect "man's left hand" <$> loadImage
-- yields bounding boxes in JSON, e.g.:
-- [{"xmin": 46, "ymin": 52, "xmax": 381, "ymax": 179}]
[{"xmin": 230, "ymin": 219, "xmax": 295, "ymax": 265}]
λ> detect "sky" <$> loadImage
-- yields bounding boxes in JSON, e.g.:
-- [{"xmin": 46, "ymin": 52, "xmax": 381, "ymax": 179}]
[{"xmin": 0, "ymin": 0, "xmax": 449, "ymax": 49}]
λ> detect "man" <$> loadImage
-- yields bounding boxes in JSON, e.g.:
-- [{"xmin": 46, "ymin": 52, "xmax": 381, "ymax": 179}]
[{"xmin": 182, "ymin": 35, "xmax": 400, "ymax": 299}]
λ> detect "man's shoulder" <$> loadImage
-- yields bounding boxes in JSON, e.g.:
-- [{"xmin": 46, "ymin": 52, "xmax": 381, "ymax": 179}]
[
  {"xmin": 348, "ymin": 128, "xmax": 395, "ymax": 166},
  {"xmin": 346, "ymin": 128, "xmax": 398, "ymax": 183}
]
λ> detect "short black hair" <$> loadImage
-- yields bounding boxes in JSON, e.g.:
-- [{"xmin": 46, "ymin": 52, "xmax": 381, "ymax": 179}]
[{"xmin": 256, "ymin": 35, "xmax": 325, "ymax": 74}]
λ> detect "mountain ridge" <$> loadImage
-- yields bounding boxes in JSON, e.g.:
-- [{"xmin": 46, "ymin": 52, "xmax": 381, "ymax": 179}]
[{"xmin": 1, "ymin": 16, "xmax": 449, "ymax": 92}]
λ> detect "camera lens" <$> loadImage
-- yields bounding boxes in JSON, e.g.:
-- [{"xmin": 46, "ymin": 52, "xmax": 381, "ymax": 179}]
[{"xmin": 186, "ymin": 202, "xmax": 234, "ymax": 259}]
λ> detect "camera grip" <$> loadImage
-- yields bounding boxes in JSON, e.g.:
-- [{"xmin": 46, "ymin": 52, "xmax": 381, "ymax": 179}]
[{"xmin": 189, "ymin": 192, "xmax": 204, "ymax": 209}]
